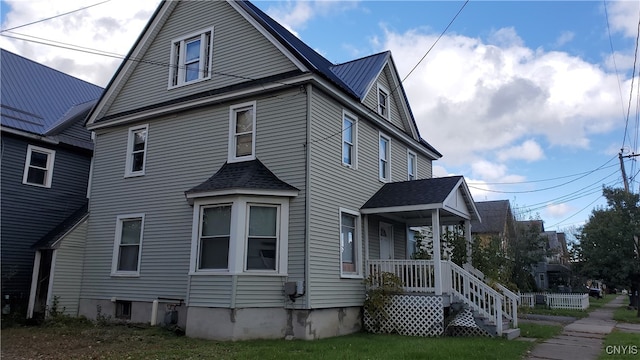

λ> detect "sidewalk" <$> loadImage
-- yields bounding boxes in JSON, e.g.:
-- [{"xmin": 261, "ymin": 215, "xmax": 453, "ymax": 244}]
[{"xmin": 522, "ymin": 295, "xmax": 632, "ymax": 360}]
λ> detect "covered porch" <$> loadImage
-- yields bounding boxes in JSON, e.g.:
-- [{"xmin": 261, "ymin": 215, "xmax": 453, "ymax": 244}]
[{"xmin": 360, "ymin": 176, "xmax": 518, "ymax": 337}]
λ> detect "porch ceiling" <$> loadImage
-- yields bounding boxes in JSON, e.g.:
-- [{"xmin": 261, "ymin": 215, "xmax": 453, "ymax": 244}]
[{"xmin": 360, "ymin": 176, "xmax": 481, "ymax": 224}]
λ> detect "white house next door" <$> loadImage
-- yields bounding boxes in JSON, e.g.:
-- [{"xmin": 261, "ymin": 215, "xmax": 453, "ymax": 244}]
[{"xmin": 379, "ymin": 222, "xmax": 393, "ymax": 260}]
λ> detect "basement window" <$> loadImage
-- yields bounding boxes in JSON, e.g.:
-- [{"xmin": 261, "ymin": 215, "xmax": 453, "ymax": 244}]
[{"xmin": 115, "ymin": 301, "xmax": 132, "ymax": 320}]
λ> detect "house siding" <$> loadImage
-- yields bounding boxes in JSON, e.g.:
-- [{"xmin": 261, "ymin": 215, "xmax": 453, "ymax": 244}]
[
  {"xmin": 105, "ymin": 0, "xmax": 298, "ymax": 117},
  {"xmin": 83, "ymin": 88, "xmax": 307, "ymax": 306},
  {"xmin": 362, "ymin": 65, "xmax": 406, "ymax": 133},
  {"xmin": 51, "ymin": 220, "xmax": 87, "ymax": 316},
  {"xmin": 0, "ymin": 134, "xmax": 91, "ymax": 301}
]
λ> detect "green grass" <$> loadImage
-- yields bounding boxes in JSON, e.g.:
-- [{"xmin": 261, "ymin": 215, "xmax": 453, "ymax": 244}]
[
  {"xmin": 2, "ymin": 322, "xmax": 540, "ymax": 360},
  {"xmin": 518, "ymin": 323, "xmax": 562, "ymax": 340},
  {"xmin": 598, "ymin": 331, "xmax": 640, "ymax": 360},
  {"xmin": 613, "ymin": 304, "xmax": 640, "ymax": 323}
]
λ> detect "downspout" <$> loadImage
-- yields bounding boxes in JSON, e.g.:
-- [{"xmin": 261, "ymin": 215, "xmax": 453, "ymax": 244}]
[{"xmin": 304, "ymin": 83, "xmax": 312, "ymax": 309}]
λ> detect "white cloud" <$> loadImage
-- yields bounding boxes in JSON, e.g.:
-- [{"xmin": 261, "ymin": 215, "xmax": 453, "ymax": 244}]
[
  {"xmin": 497, "ymin": 139, "xmax": 545, "ymax": 162},
  {"xmin": 554, "ymin": 31, "xmax": 574, "ymax": 47},
  {"xmin": 266, "ymin": 0, "xmax": 359, "ymax": 37},
  {"xmin": 0, "ymin": 0, "xmax": 159, "ymax": 86},
  {"xmin": 380, "ymin": 27, "xmax": 631, "ymax": 167},
  {"xmin": 544, "ymin": 203, "xmax": 573, "ymax": 218},
  {"xmin": 470, "ymin": 160, "xmax": 526, "ymax": 183},
  {"xmin": 607, "ymin": 0, "xmax": 640, "ymax": 38}
]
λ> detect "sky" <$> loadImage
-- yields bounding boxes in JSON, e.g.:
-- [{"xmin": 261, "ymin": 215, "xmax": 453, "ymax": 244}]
[{"xmin": 1, "ymin": 0, "xmax": 640, "ymax": 238}]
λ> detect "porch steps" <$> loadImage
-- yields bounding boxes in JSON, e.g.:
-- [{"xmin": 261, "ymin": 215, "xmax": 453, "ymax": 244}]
[{"xmin": 448, "ymin": 301, "xmax": 520, "ymax": 339}]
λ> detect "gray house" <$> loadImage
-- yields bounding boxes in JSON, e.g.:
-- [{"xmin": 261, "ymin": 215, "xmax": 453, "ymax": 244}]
[
  {"xmin": 0, "ymin": 49, "xmax": 102, "ymax": 317},
  {"xmin": 47, "ymin": 0, "xmax": 517, "ymax": 339}
]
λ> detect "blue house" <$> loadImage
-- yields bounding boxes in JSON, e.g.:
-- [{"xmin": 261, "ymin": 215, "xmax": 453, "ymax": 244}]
[{"xmin": 0, "ymin": 49, "xmax": 102, "ymax": 317}]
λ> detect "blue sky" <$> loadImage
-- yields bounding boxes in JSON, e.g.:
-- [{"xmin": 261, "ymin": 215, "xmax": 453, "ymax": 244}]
[{"xmin": 2, "ymin": 0, "xmax": 639, "ymax": 238}]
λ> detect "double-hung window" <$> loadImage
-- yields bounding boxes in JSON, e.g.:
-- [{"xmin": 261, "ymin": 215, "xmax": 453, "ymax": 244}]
[
  {"xmin": 246, "ymin": 205, "xmax": 279, "ymax": 271},
  {"xmin": 22, "ymin": 145, "xmax": 55, "ymax": 188},
  {"xmin": 125, "ymin": 125, "xmax": 148, "ymax": 177},
  {"xmin": 342, "ymin": 111, "xmax": 357, "ymax": 167},
  {"xmin": 340, "ymin": 209, "xmax": 361, "ymax": 277},
  {"xmin": 111, "ymin": 214, "xmax": 144, "ymax": 276},
  {"xmin": 407, "ymin": 150, "xmax": 417, "ymax": 180},
  {"xmin": 379, "ymin": 134, "xmax": 391, "ymax": 182},
  {"xmin": 169, "ymin": 28, "xmax": 214, "ymax": 88},
  {"xmin": 377, "ymin": 83, "xmax": 390, "ymax": 119},
  {"xmin": 228, "ymin": 101, "xmax": 256, "ymax": 162},
  {"xmin": 199, "ymin": 205, "xmax": 231, "ymax": 270}
]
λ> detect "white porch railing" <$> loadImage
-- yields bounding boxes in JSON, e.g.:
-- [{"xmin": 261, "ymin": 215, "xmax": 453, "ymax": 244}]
[
  {"xmin": 520, "ymin": 292, "xmax": 589, "ymax": 310},
  {"xmin": 448, "ymin": 261, "xmax": 503, "ymax": 335},
  {"xmin": 367, "ymin": 259, "xmax": 436, "ymax": 293},
  {"xmin": 367, "ymin": 259, "xmax": 504, "ymax": 335},
  {"xmin": 462, "ymin": 263, "xmax": 518, "ymax": 329}
]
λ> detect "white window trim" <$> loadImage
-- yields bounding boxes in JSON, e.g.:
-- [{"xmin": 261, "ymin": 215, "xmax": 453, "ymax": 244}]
[
  {"xmin": 111, "ymin": 214, "xmax": 145, "ymax": 277},
  {"xmin": 377, "ymin": 82, "xmax": 390, "ymax": 120},
  {"xmin": 228, "ymin": 101, "xmax": 257, "ymax": 163},
  {"xmin": 379, "ymin": 133, "xmax": 391, "ymax": 183},
  {"xmin": 167, "ymin": 27, "xmax": 214, "ymax": 89},
  {"xmin": 189, "ymin": 196, "xmax": 289, "ymax": 276},
  {"xmin": 339, "ymin": 208, "xmax": 362, "ymax": 279},
  {"xmin": 124, "ymin": 124, "xmax": 149, "ymax": 178},
  {"xmin": 407, "ymin": 149, "xmax": 417, "ymax": 181},
  {"xmin": 341, "ymin": 110, "xmax": 358, "ymax": 169},
  {"xmin": 22, "ymin": 145, "xmax": 56, "ymax": 188}
]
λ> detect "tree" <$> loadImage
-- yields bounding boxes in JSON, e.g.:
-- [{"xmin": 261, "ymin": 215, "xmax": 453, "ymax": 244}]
[
  {"xmin": 511, "ymin": 220, "xmax": 549, "ymax": 292},
  {"xmin": 471, "ymin": 235, "xmax": 514, "ymax": 289},
  {"xmin": 577, "ymin": 187, "xmax": 640, "ymax": 292}
]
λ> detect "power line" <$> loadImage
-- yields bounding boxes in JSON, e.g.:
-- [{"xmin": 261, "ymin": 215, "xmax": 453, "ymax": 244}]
[
  {"xmin": 0, "ymin": 0, "xmax": 111, "ymax": 33},
  {"xmin": 468, "ymin": 162, "xmax": 618, "ymax": 185},
  {"xmin": 621, "ymin": 5, "xmax": 640, "ymax": 151},
  {"xmin": 603, "ymin": 0, "xmax": 629, "ymax": 136},
  {"xmin": 546, "ymin": 194, "xmax": 605, "ymax": 229}
]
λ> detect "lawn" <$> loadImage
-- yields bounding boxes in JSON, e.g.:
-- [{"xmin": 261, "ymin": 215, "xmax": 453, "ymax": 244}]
[
  {"xmin": 1, "ymin": 318, "xmax": 558, "ymax": 360},
  {"xmin": 613, "ymin": 306, "xmax": 640, "ymax": 324},
  {"xmin": 598, "ymin": 331, "xmax": 640, "ymax": 360}
]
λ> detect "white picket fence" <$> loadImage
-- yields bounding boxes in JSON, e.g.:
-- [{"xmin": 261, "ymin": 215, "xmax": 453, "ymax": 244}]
[{"xmin": 520, "ymin": 292, "xmax": 589, "ymax": 310}]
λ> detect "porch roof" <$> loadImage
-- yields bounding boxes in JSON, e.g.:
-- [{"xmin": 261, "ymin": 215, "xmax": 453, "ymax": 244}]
[{"xmin": 360, "ymin": 176, "xmax": 480, "ymax": 224}]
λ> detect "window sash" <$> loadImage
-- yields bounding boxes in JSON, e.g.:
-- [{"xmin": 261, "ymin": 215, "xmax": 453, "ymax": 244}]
[
  {"xmin": 379, "ymin": 136, "xmax": 390, "ymax": 181},
  {"xmin": 23, "ymin": 146, "xmax": 54, "ymax": 187},
  {"xmin": 408, "ymin": 152, "xmax": 417, "ymax": 180},
  {"xmin": 169, "ymin": 29, "xmax": 213, "ymax": 87},
  {"xmin": 341, "ymin": 213, "xmax": 357, "ymax": 273},
  {"xmin": 199, "ymin": 205, "xmax": 232, "ymax": 270},
  {"xmin": 126, "ymin": 126, "xmax": 148, "ymax": 176},
  {"xmin": 113, "ymin": 216, "xmax": 144, "ymax": 275},
  {"xmin": 342, "ymin": 117, "xmax": 354, "ymax": 165},
  {"xmin": 229, "ymin": 102, "xmax": 256, "ymax": 162},
  {"xmin": 378, "ymin": 89, "xmax": 388, "ymax": 116},
  {"xmin": 246, "ymin": 205, "xmax": 279, "ymax": 271}
]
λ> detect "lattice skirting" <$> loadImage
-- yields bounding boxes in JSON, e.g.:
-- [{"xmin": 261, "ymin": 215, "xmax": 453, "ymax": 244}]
[
  {"xmin": 364, "ymin": 294, "xmax": 444, "ymax": 337},
  {"xmin": 445, "ymin": 308, "xmax": 491, "ymax": 337}
]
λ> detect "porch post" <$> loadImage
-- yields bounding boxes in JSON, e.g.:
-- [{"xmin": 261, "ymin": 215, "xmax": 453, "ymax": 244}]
[
  {"xmin": 465, "ymin": 220, "xmax": 472, "ymax": 265},
  {"xmin": 432, "ymin": 209, "xmax": 442, "ymax": 295},
  {"xmin": 363, "ymin": 214, "xmax": 369, "ymax": 276}
]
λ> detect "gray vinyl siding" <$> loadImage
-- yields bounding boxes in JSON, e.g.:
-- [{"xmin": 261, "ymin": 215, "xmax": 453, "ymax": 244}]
[
  {"xmin": 307, "ymin": 88, "xmax": 388, "ymax": 308},
  {"xmin": 235, "ymin": 276, "xmax": 285, "ymax": 307},
  {"xmin": 105, "ymin": 1, "xmax": 298, "ymax": 117},
  {"xmin": 83, "ymin": 88, "xmax": 307, "ymax": 306},
  {"xmin": 59, "ymin": 120, "xmax": 92, "ymax": 142},
  {"xmin": 362, "ymin": 66, "xmax": 407, "ymax": 133},
  {"xmin": 417, "ymin": 154, "xmax": 433, "ymax": 179},
  {"xmin": 51, "ymin": 220, "xmax": 87, "ymax": 316},
  {"xmin": 0, "ymin": 134, "xmax": 91, "ymax": 301}
]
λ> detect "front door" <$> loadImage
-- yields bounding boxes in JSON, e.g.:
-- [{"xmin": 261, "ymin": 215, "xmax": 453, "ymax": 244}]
[{"xmin": 379, "ymin": 222, "xmax": 394, "ymax": 260}]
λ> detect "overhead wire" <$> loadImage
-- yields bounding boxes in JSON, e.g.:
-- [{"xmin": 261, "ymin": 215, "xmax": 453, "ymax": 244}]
[
  {"xmin": 467, "ymin": 162, "xmax": 618, "ymax": 185},
  {"xmin": 0, "ymin": 0, "xmax": 111, "ymax": 33}
]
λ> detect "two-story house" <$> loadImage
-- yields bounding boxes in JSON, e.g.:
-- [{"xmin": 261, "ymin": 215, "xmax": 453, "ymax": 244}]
[
  {"xmin": 51, "ymin": 0, "xmax": 517, "ymax": 340},
  {"xmin": 0, "ymin": 49, "xmax": 102, "ymax": 317}
]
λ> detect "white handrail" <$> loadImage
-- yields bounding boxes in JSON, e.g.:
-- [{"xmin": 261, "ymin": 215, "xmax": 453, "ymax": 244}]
[
  {"xmin": 448, "ymin": 261, "xmax": 503, "ymax": 335},
  {"xmin": 496, "ymin": 283, "xmax": 518, "ymax": 328},
  {"xmin": 366, "ymin": 259, "xmax": 436, "ymax": 293}
]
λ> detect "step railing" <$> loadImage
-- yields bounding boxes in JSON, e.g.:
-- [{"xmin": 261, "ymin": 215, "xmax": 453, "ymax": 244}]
[
  {"xmin": 463, "ymin": 263, "xmax": 518, "ymax": 329},
  {"xmin": 448, "ymin": 261, "xmax": 503, "ymax": 335}
]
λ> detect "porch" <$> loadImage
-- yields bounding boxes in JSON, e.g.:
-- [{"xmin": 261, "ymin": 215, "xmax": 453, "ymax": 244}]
[{"xmin": 359, "ymin": 177, "xmax": 518, "ymax": 337}]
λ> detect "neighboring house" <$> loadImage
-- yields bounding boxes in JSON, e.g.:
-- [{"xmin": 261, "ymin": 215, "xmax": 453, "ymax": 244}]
[
  {"xmin": 471, "ymin": 200, "xmax": 517, "ymax": 257},
  {"xmin": 47, "ymin": 0, "xmax": 516, "ymax": 340},
  {"xmin": 0, "ymin": 49, "xmax": 102, "ymax": 317}
]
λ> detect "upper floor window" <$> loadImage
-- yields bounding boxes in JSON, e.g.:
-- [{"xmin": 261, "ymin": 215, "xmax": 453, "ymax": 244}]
[
  {"xmin": 340, "ymin": 208, "xmax": 361, "ymax": 278},
  {"xmin": 22, "ymin": 145, "xmax": 55, "ymax": 188},
  {"xmin": 377, "ymin": 83, "xmax": 390, "ymax": 119},
  {"xmin": 111, "ymin": 214, "xmax": 145, "ymax": 276},
  {"xmin": 168, "ymin": 28, "xmax": 214, "ymax": 88},
  {"xmin": 125, "ymin": 124, "xmax": 148, "ymax": 177},
  {"xmin": 379, "ymin": 133, "xmax": 391, "ymax": 182},
  {"xmin": 407, "ymin": 150, "xmax": 417, "ymax": 180},
  {"xmin": 228, "ymin": 101, "xmax": 256, "ymax": 162},
  {"xmin": 342, "ymin": 111, "xmax": 357, "ymax": 168}
]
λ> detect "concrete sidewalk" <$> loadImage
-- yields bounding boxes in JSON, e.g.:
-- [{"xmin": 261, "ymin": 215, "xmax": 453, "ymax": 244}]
[{"xmin": 523, "ymin": 295, "xmax": 631, "ymax": 360}]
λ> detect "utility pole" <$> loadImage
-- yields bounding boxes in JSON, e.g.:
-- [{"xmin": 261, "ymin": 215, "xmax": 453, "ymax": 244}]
[{"xmin": 618, "ymin": 151, "xmax": 640, "ymax": 316}]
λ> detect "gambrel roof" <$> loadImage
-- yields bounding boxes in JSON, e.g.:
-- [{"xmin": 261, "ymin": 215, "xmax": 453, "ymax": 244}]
[{"xmin": 1, "ymin": 49, "xmax": 102, "ymax": 148}]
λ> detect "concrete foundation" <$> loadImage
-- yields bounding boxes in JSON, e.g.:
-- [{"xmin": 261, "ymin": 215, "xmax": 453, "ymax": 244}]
[{"xmin": 186, "ymin": 306, "xmax": 362, "ymax": 340}]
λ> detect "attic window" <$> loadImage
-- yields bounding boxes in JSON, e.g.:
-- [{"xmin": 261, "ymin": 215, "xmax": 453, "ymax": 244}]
[
  {"xmin": 168, "ymin": 28, "xmax": 214, "ymax": 88},
  {"xmin": 377, "ymin": 83, "xmax": 390, "ymax": 119}
]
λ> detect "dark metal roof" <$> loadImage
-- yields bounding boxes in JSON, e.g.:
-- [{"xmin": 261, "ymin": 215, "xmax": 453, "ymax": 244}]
[
  {"xmin": 32, "ymin": 202, "xmax": 89, "ymax": 250},
  {"xmin": 361, "ymin": 176, "xmax": 463, "ymax": 209},
  {"xmin": 185, "ymin": 159, "xmax": 298, "ymax": 196},
  {"xmin": 330, "ymin": 52, "xmax": 390, "ymax": 100},
  {"xmin": 1, "ymin": 49, "xmax": 102, "ymax": 140},
  {"xmin": 471, "ymin": 200, "xmax": 512, "ymax": 234}
]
